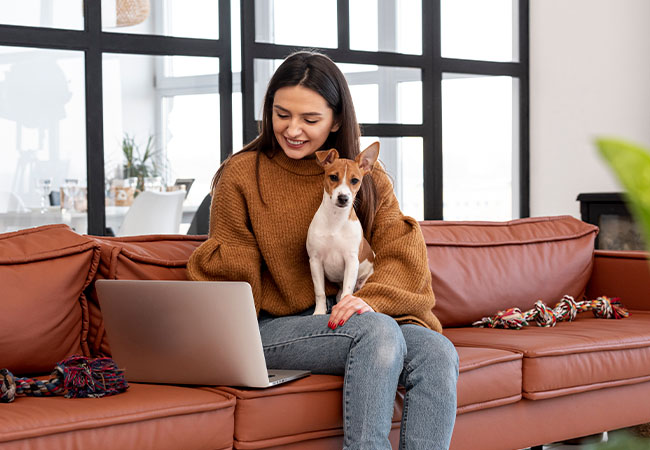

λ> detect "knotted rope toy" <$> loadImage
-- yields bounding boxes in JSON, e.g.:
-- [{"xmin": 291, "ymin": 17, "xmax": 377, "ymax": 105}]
[
  {"xmin": 472, "ymin": 295, "xmax": 629, "ymax": 329},
  {"xmin": 0, "ymin": 355, "xmax": 128, "ymax": 403}
]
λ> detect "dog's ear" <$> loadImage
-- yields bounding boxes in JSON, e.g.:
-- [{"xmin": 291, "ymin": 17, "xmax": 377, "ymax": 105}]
[
  {"xmin": 315, "ymin": 148, "xmax": 339, "ymax": 167},
  {"xmin": 356, "ymin": 142, "xmax": 380, "ymax": 174}
]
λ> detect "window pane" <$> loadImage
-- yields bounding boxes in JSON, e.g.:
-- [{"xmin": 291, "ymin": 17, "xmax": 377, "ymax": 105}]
[
  {"xmin": 103, "ymin": 53, "xmax": 220, "ymax": 235},
  {"xmin": 360, "ymin": 136, "xmax": 424, "ymax": 221},
  {"xmin": 0, "ymin": 0, "xmax": 84, "ymax": 29},
  {"xmin": 254, "ymin": 60, "xmax": 422, "ymax": 125},
  {"xmin": 162, "ymin": 94, "xmax": 220, "ymax": 208},
  {"xmin": 101, "ymin": 0, "xmax": 219, "ymax": 39},
  {"xmin": 441, "ymin": 0, "xmax": 517, "ymax": 62},
  {"xmin": 168, "ymin": 56, "xmax": 219, "ymax": 77},
  {"xmin": 442, "ymin": 74, "xmax": 517, "ymax": 220},
  {"xmin": 255, "ymin": 0, "xmax": 337, "ymax": 48},
  {"xmin": 0, "ymin": 47, "xmax": 87, "ymax": 234},
  {"xmin": 350, "ymin": 0, "xmax": 422, "ymax": 55}
]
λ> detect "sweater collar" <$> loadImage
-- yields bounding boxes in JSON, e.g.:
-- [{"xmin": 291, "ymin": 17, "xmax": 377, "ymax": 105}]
[{"xmin": 266, "ymin": 149, "xmax": 324, "ymax": 176}]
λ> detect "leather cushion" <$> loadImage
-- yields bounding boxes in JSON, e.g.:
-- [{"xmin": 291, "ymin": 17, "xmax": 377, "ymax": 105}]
[
  {"xmin": 455, "ymin": 346, "xmax": 522, "ymax": 413},
  {"xmin": 420, "ymin": 216, "xmax": 598, "ymax": 327},
  {"xmin": 210, "ymin": 348, "xmax": 522, "ymax": 447},
  {"xmin": 587, "ymin": 250, "xmax": 650, "ymax": 311},
  {"xmin": 445, "ymin": 311, "xmax": 650, "ymax": 400},
  {"xmin": 0, "ymin": 383, "xmax": 235, "ymax": 450},
  {"xmin": 214, "ymin": 375, "xmax": 401, "ymax": 448},
  {"xmin": 86, "ymin": 234, "xmax": 207, "ymax": 356},
  {"xmin": 0, "ymin": 225, "xmax": 99, "ymax": 374}
]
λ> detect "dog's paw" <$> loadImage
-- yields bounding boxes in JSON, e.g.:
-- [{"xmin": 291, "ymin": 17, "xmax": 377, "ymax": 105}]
[{"xmin": 313, "ymin": 305, "xmax": 327, "ymax": 315}]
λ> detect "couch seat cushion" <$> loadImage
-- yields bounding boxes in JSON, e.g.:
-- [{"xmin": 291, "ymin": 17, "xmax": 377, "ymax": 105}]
[
  {"xmin": 212, "ymin": 348, "xmax": 521, "ymax": 448},
  {"xmin": 0, "ymin": 383, "xmax": 235, "ymax": 450},
  {"xmin": 0, "ymin": 225, "xmax": 100, "ymax": 374},
  {"xmin": 213, "ymin": 375, "xmax": 401, "ymax": 449},
  {"xmin": 455, "ymin": 346, "xmax": 522, "ymax": 413},
  {"xmin": 445, "ymin": 311, "xmax": 650, "ymax": 400}
]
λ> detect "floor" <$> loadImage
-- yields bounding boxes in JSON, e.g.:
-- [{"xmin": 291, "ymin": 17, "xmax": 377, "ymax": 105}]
[{"xmin": 521, "ymin": 433, "xmax": 608, "ymax": 450}]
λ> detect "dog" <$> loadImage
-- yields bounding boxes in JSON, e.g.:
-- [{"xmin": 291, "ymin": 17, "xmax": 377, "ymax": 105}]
[{"xmin": 306, "ymin": 142, "xmax": 380, "ymax": 315}]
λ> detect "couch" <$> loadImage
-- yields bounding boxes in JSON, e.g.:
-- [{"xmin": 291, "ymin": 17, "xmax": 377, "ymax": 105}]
[{"xmin": 1, "ymin": 215, "xmax": 649, "ymax": 450}]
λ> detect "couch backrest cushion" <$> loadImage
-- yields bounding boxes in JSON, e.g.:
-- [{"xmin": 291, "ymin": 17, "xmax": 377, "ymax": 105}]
[
  {"xmin": 421, "ymin": 216, "xmax": 598, "ymax": 328},
  {"xmin": 86, "ymin": 234, "xmax": 207, "ymax": 356},
  {"xmin": 0, "ymin": 225, "xmax": 100, "ymax": 374}
]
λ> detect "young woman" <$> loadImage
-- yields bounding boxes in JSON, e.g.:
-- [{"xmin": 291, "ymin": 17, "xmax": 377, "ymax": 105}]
[{"xmin": 187, "ymin": 51, "xmax": 459, "ymax": 450}]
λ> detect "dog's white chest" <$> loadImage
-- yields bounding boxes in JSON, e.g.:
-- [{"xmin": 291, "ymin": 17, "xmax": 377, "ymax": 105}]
[{"xmin": 307, "ymin": 218, "xmax": 362, "ymax": 283}]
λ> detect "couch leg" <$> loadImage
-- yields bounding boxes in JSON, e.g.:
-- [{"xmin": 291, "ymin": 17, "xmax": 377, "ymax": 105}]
[{"xmin": 530, "ymin": 446, "xmax": 543, "ymax": 450}]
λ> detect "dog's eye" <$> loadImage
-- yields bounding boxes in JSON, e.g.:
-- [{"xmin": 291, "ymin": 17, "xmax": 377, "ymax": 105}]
[
  {"xmin": 350, "ymin": 178, "xmax": 360, "ymax": 185},
  {"xmin": 329, "ymin": 174, "xmax": 339, "ymax": 182}
]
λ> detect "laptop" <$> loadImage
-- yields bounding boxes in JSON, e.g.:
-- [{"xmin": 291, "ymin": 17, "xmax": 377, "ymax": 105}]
[{"xmin": 95, "ymin": 279, "xmax": 310, "ymax": 388}]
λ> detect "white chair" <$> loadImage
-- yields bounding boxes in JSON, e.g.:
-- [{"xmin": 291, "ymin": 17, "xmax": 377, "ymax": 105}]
[
  {"xmin": 117, "ymin": 190, "xmax": 185, "ymax": 236},
  {"xmin": 0, "ymin": 191, "xmax": 29, "ymax": 213}
]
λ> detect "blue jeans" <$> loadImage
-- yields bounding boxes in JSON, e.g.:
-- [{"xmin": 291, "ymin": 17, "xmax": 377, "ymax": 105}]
[{"xmin": 258, "ymin": 301, "xmax": 459, "ymax": 450}]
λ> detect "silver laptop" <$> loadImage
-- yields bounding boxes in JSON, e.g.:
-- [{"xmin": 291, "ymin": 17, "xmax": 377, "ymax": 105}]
[{"xmin": 95, "ymin": 279, "xmax": 310, "ymax": 388}]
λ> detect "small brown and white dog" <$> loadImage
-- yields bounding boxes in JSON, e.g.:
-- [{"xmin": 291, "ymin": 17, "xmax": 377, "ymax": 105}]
[{"xmin": 307, "ymin": 142, "xmax": 380, "ymax": 315}]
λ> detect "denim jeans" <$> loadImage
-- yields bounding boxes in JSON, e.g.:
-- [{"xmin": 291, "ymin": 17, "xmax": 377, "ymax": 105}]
[{"xmin": 258, "ymin": 300, "xmax": 459, "ymax": 450}]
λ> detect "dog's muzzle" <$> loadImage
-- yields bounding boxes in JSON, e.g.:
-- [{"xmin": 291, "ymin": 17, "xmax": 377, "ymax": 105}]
[{"xmin": 336, "ymin": 194, "xmax": 350, "ymax": 207}]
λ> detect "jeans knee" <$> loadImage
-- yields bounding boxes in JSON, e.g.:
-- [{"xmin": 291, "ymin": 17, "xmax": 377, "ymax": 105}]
[
  {"xmin": 403, "ymin": 326, "xmax": 459, "ymax": 379},
  {"xmin": 436, "ymin": 335, "xmax": 459, "ymax": 378},
  {"xmin": 354, "ymin": 313, "xmax": 406, "ymax": 369}
]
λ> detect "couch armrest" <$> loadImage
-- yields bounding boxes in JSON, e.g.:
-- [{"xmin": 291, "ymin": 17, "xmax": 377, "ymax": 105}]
[{"xmin": 586, "ymin": 250, "xmax": 650, "ymax": 311}]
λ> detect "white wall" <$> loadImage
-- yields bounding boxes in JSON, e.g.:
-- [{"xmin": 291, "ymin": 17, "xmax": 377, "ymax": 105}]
[{"xmin": 529, "ymin": 0, "xmax": 650, "ymax": 218}]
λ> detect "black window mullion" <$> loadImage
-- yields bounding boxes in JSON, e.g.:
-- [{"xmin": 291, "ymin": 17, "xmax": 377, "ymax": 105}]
[
  {"xmin": 219, "ymin": 0, "xmax": 233, "ymax": 162},
  {"xmin": 250, "ymin": 42, "xmax": 425, "ymax": 68},
  {"xmin": 101, "ymin": 32, "xmax": 224, "ymax": 56},
  {"xmin": 337, "ymin": 0, "xmax": 350, "ymax": 51},
  {"xmin": 241, "ymin": 0, "xmax": 258, "ymax": 145},
  {"xmin": 360, "ymin": 124, "xmax": 425, "ymax": 138},
  {"xmin": 0, "ymin": 25, "xmax": 86, "ymax": 50},
  {"xmin": 423, "ymin": 0, "xmax": 443, "ymax": 220},
  {"xmin": 83, "ymin": 0, "xmax": 105, "ymax": 235},
  {"xmin": 441, "ymin": 58, "xmax": 524, "ymax": 78},
  {"xmin": 519, "ymin": 0, "xmax": 530, "ymax": 217}
]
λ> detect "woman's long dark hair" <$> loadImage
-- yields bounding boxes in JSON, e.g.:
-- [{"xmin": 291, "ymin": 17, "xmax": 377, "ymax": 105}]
[{"xmin": 212, "ymin": 51, "xmax": 378, "ymax": 237}]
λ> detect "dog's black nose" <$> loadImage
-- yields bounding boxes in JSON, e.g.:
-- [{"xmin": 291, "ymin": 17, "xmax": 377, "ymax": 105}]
[{"xmin": 336, "ymin": 194, "xmax": 349, "ymax": 206}]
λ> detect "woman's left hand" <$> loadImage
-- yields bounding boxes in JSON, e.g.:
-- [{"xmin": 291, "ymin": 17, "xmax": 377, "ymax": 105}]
[{"xmin": 328, "ymin": 294, "xmax": 374, "ymax": 329}]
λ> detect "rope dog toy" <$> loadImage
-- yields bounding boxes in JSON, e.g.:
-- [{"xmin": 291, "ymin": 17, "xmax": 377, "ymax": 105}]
[
  {"xmin": 472, "ymin": 295, "xmax": 629, "ymax": 329},
  {"xmin": 0, "ymin": 355, "xmax": 128, "ymax": 403}
]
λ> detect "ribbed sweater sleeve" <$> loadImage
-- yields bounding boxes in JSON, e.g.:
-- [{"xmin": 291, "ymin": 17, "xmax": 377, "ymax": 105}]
[
  {"xmin": 354, "ymin": 167, "xmax": 442, "ymax": 332},
  {"xmin": 186, "ymin": 156, "xmax": 264, "ymax": 311}
]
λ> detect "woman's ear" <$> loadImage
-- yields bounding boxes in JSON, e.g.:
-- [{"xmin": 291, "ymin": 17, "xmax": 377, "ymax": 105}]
[{"xmin": 330, "ymin": 119, "xmax": 341, "ymax": 133}]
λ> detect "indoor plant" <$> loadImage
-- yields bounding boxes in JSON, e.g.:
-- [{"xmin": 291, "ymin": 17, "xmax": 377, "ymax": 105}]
[{"xmin": 122, "ymin": 133, "xmax": 163, "ymax": 194}]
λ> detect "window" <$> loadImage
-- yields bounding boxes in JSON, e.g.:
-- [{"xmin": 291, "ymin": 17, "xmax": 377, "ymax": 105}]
[
  {"xmin": 0, "ymin": 0, "xmax": 231, "ymax": 235},
  {"xmin": 0, "ymin": 0, "xmax": 528, "ymax": 235},
  {"xmin": 241, "ymin": 0, "xmax": 528, "ymax": 220}
]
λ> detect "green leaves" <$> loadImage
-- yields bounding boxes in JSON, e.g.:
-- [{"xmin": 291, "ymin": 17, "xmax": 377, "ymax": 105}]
[{"xmin": 597, "ymin": 138, "xmax": 650, "ymax": 253}]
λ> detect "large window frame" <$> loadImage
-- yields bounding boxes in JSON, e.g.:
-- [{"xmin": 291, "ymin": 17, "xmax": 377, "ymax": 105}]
[
  {"xmin": 0, "ymin": 0, "xmax": 232, "ymax": 235},
  {"xmin": 240, "ymin": 0, "xmax": 529, "ymax": 220},
  {"xmin": 0, "ymin": 0, "xmax": 528, "ymax": 234}
]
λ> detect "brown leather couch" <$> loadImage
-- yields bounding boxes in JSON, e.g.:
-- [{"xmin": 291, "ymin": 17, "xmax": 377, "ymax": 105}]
[{"xmin": 1, "ymin": 215, "xmax": 649, "ymax": 450}]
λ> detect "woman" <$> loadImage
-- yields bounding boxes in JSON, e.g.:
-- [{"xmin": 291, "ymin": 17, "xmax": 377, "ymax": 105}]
[{"xmin": 187, "ymin": 51, "xmax": 458, "ymax": 450}]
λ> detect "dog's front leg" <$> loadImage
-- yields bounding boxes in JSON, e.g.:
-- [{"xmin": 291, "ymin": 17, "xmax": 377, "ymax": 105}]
[
  {"xmin": 340, "ymin": 254, "xmax": 360, "ymax": 300},
  {"xmin": 309, "ymin": 257, "xmax": 328, "ymax": 315}
]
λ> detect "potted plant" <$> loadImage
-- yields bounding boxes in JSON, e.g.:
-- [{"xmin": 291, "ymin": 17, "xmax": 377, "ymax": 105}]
[{"xmin": 121, "ymin": 133, "xmax": 163, "ymax": 194}]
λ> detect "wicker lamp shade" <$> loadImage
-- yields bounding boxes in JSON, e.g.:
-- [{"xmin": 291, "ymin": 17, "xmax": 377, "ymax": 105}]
[{"xmin": 116, "ymin": 0, "xmax": 150, "ymax": 27}]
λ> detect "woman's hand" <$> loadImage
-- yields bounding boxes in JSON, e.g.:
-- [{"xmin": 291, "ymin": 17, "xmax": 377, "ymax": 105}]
[{"xmin": 328, "ymin": 294, "xmax": 374, "ymax": 329}]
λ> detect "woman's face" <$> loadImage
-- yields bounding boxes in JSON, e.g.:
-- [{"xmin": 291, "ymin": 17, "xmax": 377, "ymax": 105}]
[{"xmin": 272, "ymin": 85, "xmax": 340, "ymax": 160}]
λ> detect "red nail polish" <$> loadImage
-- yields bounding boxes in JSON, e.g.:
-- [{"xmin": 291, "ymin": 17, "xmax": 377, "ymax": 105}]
[
  {"xmin": 357, "ymin": 309, "xmax": 362, "ymax": 314},
  {"xmin": 339, "ymin": 320, "xmax": 344, "ymax": 326}
]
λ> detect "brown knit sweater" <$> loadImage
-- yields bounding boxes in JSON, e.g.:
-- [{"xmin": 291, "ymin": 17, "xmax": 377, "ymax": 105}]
[{"xmin": 186, "ymin": 149, "xmax": 442, "ymax": 332}]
